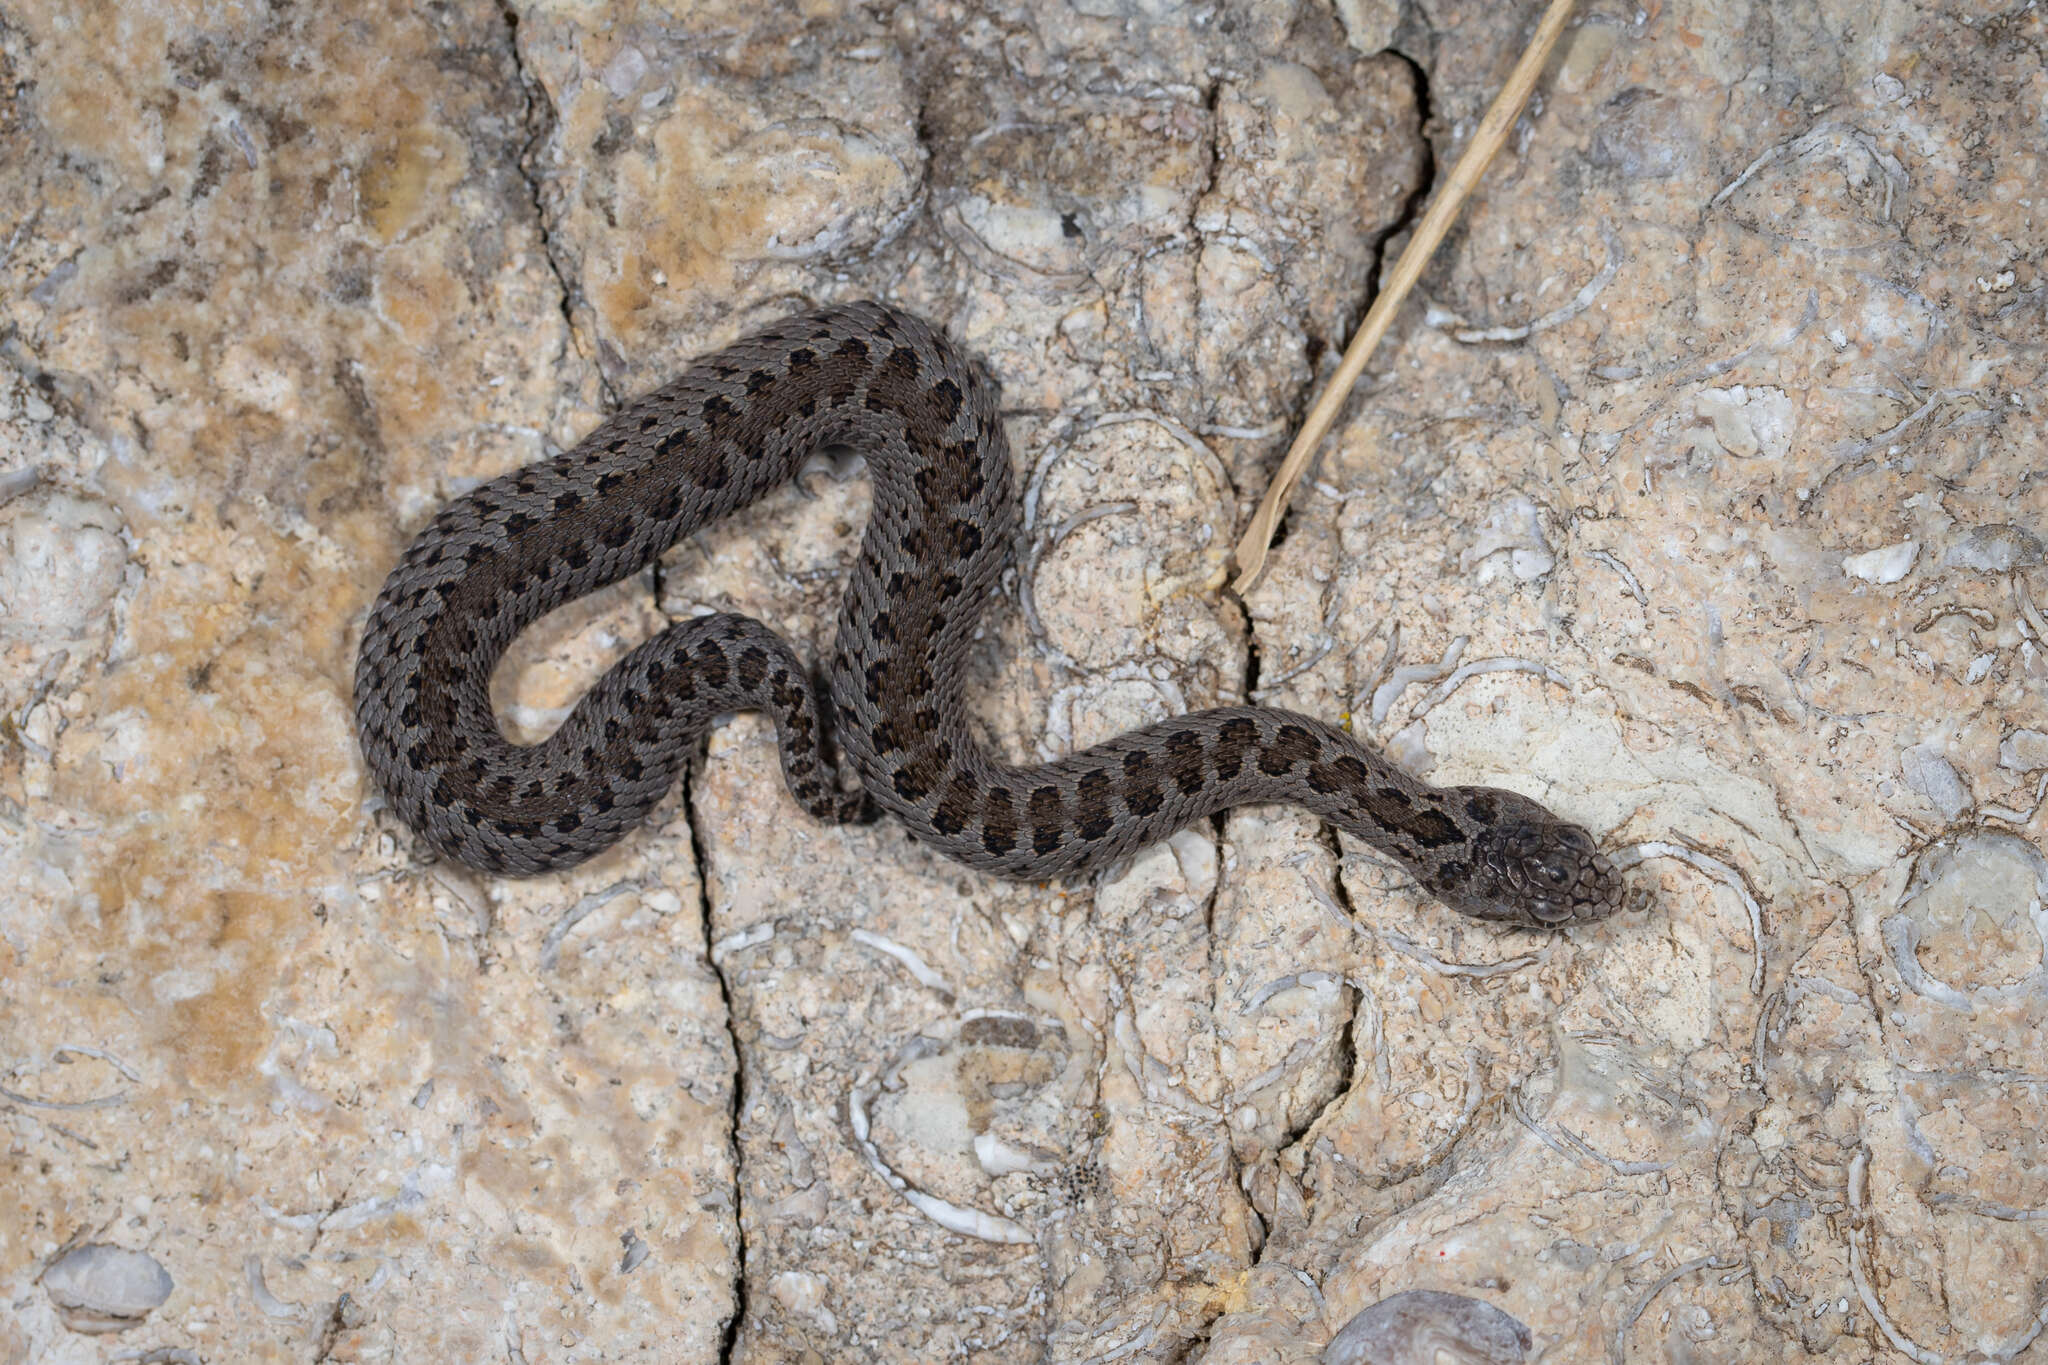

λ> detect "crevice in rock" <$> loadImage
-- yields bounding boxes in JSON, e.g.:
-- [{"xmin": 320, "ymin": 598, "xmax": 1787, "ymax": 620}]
[
  {"xmin": 491, "ymin": 0, "xmax": 617, "ymax": 411},
  {"xmin": 311, "ymin": 1290, "xmax": 351, "ymax": 1363},
  {"xmin": 1234, "ymin": 48, "xmax": 1436, "ymax": 1171},
  {"xmin": 1320, "ymin": 825, "xmax": 1364, "ymax": 924},
  {"xmin": 1284, "ymin": 825, "xmax": 1366, "ymax": 1162},
  {"xmin": 1194, "ymin": 73, "xmax": 1226, "ymax": 228},
  {"xmin": 1375, "ymin": 47, "xmax": 1438, "ymax": 299},
  {"xmin": 683, "ymin": 762, "xmax": 752, "ymax": 1363}
]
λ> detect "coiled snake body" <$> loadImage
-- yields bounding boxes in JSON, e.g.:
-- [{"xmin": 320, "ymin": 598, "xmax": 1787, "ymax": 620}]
[{"xmin": 354, "ymin": 304, "xmax": 1622, "ymax": 927}]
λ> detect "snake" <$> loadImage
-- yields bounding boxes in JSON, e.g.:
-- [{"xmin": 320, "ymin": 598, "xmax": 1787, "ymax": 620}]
[{"xmin": 353, "ymin": 302, "xmax": 1623, "ymax": 928}]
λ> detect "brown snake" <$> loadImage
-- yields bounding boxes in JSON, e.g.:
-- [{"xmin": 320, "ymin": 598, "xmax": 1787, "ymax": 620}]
[{"xmin": 354, "ymin": 303, "xmax": 1622, "ymax": 927}]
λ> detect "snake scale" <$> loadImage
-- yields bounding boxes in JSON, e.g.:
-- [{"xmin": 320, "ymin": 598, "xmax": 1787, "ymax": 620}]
[{"xmin": 354, "ymin": 303, "xmax": 1622, "ymax": 928}]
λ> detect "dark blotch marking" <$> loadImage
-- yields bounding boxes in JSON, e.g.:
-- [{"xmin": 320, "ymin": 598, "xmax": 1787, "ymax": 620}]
[
  {"xmin": 1121, "ymin": 750, "xmax": 1164, "ymax": 817},
  {"xmin": 1257, "ymin": 722, "xmax": 1320, "ymax": 777},
  {"xmin": 932, "ymin": 773, "xmax": 979, "ymax": 838},
  {"xmin": 1402, "ymin": 807, "xmax": 1466, "ymax": 849},
  {"xmin": 1332, "ymin": 756, "xmax": 1371, "ymax": 785},
  {"xmin": 942, "ymin": 441, "xmax": 986, "ymax": 495},
  {"xmin": 980, "ymin": 785, "xmax": 1018, "ymax": 857},
  {"xmin": 1212, "ymin": 717, "xmax": 1257, "ymax": 780},
  {"xmin": 892, "ymin": 762, "xmax": 933, "ymax": 802},
  {"xmin": 1028, "ymin": 785, "xmax": 1064, "ymax": 856},
  {"xmin": 1360, "ymin": 789, "xmax": 1464, "ymax": 850},
  {"xmin": 881, "ymin": 345, "xmax": 920, "ymax": 384},
  {"xmin": 1464, "ymin": 791, "xmax": 1498, "ymax": 823},
  {"xmin": 1074, "ymin": 768, "xmax": 1115, "ymax": 842},
  {"xmin": 693, "ymin": 447, "xmax": 730, "ymax": 491},
  {"xmin": 736, "ymin": 646, "xmax": 768, "ymax": 691},
  {"xmin": 930, "ymin": 376, "xmax": 964, "ymax": 424},
  {"xmin": 915, "ymin": 450, "xmax": 985, "ymax": 509},
  {"xmin": 697, "ymin": 646, "xmax": 730, "ymax": 690},
  {"xmin": 1165, "ymin": 729, "xmax": 1207, "ymax": 796}
]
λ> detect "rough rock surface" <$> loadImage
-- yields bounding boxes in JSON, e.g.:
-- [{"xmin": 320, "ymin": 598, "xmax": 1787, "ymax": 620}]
[{"xmin": 1, "ymin": 0, "xmax": 2043, "ymax": 1361}]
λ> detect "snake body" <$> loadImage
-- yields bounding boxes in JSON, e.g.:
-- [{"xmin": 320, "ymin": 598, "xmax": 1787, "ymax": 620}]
[{"xmin": 354, "ymin": 303, "xmax": 1621, "ymax": 927}]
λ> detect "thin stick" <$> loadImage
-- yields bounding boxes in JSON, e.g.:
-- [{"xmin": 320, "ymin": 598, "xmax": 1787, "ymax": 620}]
[{"xmin": 1230, "ymin": 0, "xmax": 1579, "ymax": 595}]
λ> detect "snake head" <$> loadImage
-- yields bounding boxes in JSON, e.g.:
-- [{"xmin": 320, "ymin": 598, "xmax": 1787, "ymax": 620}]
[{"xmin": 1429, "ymin": 787, "xmax": 1624, "ymax": 928}]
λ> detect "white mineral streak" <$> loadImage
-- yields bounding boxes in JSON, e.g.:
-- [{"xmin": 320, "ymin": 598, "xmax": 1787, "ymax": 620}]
[
  {"xmin": 973, "ymin": 1131, "xmax": 1054, "ymax": 1177},
  {"xmin": 849, "ymin": 927, "xmax": 954, "ymax": 995},
  {"xmin": 846, "ymin": 1083, "xmax": 1034, "ymax": 1245},
  {"xmin": 1842, "ymin": 539, "xmax": 1919, "ymax": 583}
]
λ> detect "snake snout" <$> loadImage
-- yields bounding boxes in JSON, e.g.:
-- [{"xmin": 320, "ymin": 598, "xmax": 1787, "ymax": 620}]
[{"xmin": 1469, "ymin": 817, "xmax": 1626, "ymax": 928}]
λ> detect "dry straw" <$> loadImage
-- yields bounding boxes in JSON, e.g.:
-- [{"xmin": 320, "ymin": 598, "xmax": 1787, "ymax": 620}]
[{"xmin": 1231, "ymin": 0, "xmax": 1580, "ymax": 595}]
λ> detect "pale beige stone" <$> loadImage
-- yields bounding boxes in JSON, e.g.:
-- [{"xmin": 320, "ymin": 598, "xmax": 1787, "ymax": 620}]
[
  {"xmin": 39, "ymin": 1244, "xmax": 175, "ymax": 1335},
  {"xmin": 1843, "ymin": 538, "xmax": 1920, "ymax": 584},
  {"xmin": 3, "ymin": 0, "xmax": 2043, "ymax": 1361},
  {"xmin": 2003, "ymin": 729, "xmax": 2048, "ymax": 773}
]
